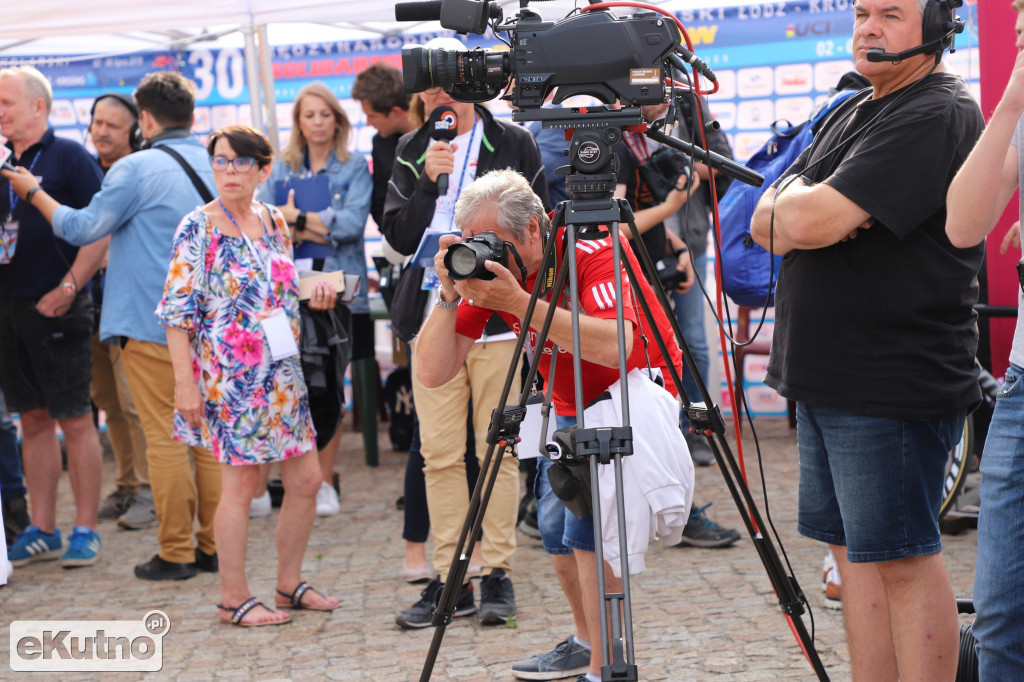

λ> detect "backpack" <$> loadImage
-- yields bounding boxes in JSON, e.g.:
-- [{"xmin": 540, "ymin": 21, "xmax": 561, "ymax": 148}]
[{"xmin": 718, "ymin": 87, "xmax": 864, "ymax": 307}]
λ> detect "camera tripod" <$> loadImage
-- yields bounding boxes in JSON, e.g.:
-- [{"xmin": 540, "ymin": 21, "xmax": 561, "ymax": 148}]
[{"xmin": 420, "ymin": 105, "xmax": 829, "ymax": 682}]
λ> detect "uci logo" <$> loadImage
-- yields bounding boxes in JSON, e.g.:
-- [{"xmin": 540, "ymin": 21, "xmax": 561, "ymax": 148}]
[{"xmin": 434, "ymin": 111, "xmax": 458, "ymax": 132}]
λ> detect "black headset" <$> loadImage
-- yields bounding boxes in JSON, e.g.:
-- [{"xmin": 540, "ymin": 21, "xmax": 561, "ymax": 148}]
[
  {"xmin": 89, "ymin": 92, "xmax": 142, "ymax": 152},
  {"xmin": 922, "ymin": 0, "xmax": 965, "ymax": 53}
]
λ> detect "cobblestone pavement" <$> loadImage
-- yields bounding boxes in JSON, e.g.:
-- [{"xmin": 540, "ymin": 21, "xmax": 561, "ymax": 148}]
[{"xmin": 1, "ymin": 417, "xmax": 978, "ymax": 681}]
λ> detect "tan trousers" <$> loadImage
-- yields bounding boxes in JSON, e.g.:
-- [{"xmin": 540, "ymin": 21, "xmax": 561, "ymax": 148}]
[
  {"xmin": 91, "ymin": 334, "xmax": 148, "ymax": 492},
  {"xmin": 412, "ymin": 339, "xmax": 522, "ymax": 582},
  {"xmin": 121, "ymin": 340, "xmax": 220, "ymax": 563}
]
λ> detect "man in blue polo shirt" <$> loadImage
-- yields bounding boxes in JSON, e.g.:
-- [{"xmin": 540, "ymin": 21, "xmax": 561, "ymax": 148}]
[
  {"xmin": 0, "ymin": 65, "xmax": 107, "ymax": 569},
  {"xmin": 4, "ymin": 71, "xmax": 221, "ymax": 582}
]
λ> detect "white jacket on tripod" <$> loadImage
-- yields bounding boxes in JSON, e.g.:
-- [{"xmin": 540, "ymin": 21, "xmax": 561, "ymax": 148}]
[{"xmin": 584, "ymin": 369, "xmax": 695, "ymax": 577}]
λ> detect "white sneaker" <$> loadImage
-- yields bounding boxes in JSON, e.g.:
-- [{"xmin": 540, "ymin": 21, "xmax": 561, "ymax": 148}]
[
  {"xmin": 250, "ymin": 491, "xmax": 271, "ymax": 518},
  {"xmin": 315, "ymin": 481, "xmax": 340, "ymax": 517}
]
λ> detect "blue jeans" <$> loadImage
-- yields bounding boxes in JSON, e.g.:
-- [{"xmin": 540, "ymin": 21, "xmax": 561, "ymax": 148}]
[
  {"xmin": 672, "ymin": 251, "xmax": 709, "ymax": 422},
  {"xmin": 534, "ymin": 414, "xmax": 596, "ymax": 554},
  {"xmin": 0, "ymin": 385, "xmax": 26, "ymax": 499},
  {"xmin": 973, "ymin": 363, "xmax": 1024, "ymax": 680},
  {"xmin": 795, "ymin": 402, "xmax": 962, "ymax": 563}
]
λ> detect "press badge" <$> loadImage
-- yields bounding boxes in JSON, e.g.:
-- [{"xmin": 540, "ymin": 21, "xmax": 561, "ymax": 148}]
[
  {"xmin": 0, "ymin": 218, "xmax": 18, "ymax": 265},
  {"xmin": 261, "ymin": 308, "xmax": 299, "ymax": 360}
]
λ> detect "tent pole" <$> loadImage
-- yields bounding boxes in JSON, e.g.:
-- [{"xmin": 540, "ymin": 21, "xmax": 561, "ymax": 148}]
[
  {"xmin": 242, "ymin": 25, "xmax": 265, "ymax": 133},
  {"xmin": 257, "ymin": 24, "xmax": 280, "ymax": 151}
]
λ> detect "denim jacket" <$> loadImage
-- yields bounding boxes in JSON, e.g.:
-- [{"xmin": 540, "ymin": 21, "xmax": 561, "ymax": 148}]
[
  {"xmin": 259, "ymin": 150, "xmax": 372, "ymax": 314},
  {"xmin": 52, "ymin": 136, "xmax": 214, "ymax": 345}
]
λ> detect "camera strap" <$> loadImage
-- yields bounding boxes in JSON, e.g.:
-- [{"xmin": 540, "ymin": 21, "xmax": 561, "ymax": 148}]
[{"xmin": 621, "ymin": 129, "xmax": 650, "ymax": 163}]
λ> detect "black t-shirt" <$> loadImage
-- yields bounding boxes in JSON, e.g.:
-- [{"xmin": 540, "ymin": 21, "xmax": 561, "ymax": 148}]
[
  {"xmin": 766, "ymin": 72, "xmax": 985, "ymax": 420},
  {"xmin": 370, "ymin": 132, "xmax": 400, "ymax": 228},
  {"xmin": 0, "ymin": 129, "xmax": 102, "ymax": 299},
  {"xmin": 614, "ymin": 132, "xmax": 666, "ymax": 268}
]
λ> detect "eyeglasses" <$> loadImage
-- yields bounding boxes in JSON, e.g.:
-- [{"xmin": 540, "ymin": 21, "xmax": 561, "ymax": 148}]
[{"xmin": 210, "ymin": 155, "xmax": 256, "ymax": 172}]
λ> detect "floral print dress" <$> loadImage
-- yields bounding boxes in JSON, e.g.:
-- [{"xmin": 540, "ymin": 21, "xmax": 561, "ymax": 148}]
[{"xmin": 157, "ymin": 204, "xmax": 316, "ymax": 465}]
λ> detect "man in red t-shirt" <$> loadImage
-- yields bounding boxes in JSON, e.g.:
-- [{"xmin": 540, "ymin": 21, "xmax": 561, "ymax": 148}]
[{"xmin": 416, "ymin": 168, "xmax": 683, "ymax": 679}]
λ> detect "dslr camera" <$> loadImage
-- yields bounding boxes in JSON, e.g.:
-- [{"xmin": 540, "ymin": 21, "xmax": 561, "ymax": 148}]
[{"xmin": 443, "ymin": 232, "xmax": 510, "ymax": 281}]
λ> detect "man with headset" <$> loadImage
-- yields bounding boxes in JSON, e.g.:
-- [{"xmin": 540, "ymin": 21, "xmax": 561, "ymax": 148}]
[
  {"xmin": 751, "ymin": 0, "xmax": 983, "ymax": 678},
  {"xmin": 4, "ymin": 72, "xmax": 222, "ymax": 582},
  {"xmin": 85, "ymin": 93, "xmax": 154, "ymax": 532},
  {"xmin": 89, "ymin": 93, "xmax": 141, "ymax": 173}
]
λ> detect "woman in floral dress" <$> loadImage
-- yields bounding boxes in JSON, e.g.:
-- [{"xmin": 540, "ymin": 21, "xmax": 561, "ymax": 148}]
[{"xmin": 159, "ymin": 125, "xmax": 340, "ymax": 627}]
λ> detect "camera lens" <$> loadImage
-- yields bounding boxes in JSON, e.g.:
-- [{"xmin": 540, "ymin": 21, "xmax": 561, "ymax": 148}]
[
  {"xmin": 402, "ymin": 46, "xmax": 509, "ymax": 93},
  {"xmin": 448, "ymin": 244, "xmax": 483, "ymax": 279}
]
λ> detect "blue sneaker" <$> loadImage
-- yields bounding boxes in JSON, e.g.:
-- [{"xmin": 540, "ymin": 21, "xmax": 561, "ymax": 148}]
[
  {"xmin": 8, "ymin": 525, "xmax": 63, "ymax": 567},
  {"xmin": 61, "ymin": 527, "xmax": 101, "ymax": 568}
]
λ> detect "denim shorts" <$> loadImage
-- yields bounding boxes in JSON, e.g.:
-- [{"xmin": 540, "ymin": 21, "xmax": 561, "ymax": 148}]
[
  {"xmin": 533, "ymin": 414, "xmax": 596, "ymax": 555},
  {"xmin": 0, "ymin": 293, "xmax": 94, "ymax": 420},
  {"xmin": 795, "ymin": 402, "xmax": 964, "ymax": 563}
]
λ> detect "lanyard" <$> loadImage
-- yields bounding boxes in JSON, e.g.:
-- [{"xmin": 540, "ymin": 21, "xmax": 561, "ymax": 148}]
[
  {"xmin": 451, "ymin": 118, "xmax": 478, "ymax": 206},
  {"xmin": 7, "ymin": 149, "xmax": 42, "ymax": 218},
  {"xmin": 219, "ymin": 199, "xmax": 273, "ymax": 282}
]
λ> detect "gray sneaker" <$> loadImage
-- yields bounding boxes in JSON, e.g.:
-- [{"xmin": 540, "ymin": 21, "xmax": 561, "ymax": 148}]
[
  {"xmin": 511, "ymin": 634, "xmax": 590, "ymax": 680},
  {"xmin": 98, "ymin": 487, "xmax": 134, "ymax": 521},
  {"xmin": 118, "ymin": 486, "xmax": 157, "ymax": 530}
]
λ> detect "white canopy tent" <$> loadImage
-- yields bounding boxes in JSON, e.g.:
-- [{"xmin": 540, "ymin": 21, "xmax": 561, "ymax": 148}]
[{"xmin": 1, "ymin": 0, "xmax": 748, "ymax": 145}]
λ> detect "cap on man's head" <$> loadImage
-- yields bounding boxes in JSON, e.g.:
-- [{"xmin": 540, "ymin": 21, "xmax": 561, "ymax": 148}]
[{"xmin": 422, "ymin": 36, "xmax": 468, "ymax": 51}]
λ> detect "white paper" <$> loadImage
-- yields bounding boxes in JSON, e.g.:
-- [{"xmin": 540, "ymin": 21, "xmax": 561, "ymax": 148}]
[{"xmin": 260, "ymin": 308, "xmax": 299, "ymax": 361}]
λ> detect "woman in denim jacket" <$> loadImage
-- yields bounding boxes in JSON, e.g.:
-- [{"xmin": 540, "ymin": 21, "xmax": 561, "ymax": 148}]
[{"xmin": 259, "ymin": 82, "xmax": 372, "ymax": 516}]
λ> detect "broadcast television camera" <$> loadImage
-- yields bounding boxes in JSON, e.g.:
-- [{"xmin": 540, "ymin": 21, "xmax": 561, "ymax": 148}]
[{"xmin": 397, "ymin": 0, "xmax": 684, "ymax": 109}]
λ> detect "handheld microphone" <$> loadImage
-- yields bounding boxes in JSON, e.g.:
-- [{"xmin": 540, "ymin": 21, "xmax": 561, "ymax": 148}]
[{"xmin": 427, "ymin": 105, "xmax": 460, "ymax": 196}]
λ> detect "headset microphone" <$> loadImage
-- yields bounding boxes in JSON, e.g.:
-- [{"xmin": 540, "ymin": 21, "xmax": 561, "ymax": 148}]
[
  {"xmin": 866, "ymin": 41, "xmax": 942, "ymax": 63},
  {"xmin": 427, "ymin": 105, "xmax": 460, "ymax": 196}
]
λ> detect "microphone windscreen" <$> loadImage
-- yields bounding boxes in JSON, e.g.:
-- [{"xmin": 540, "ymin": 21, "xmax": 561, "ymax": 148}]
[
  {"xmin": 395, "ymin": 1, "xmax": 443, "ymax": 22},
  {"xmin": 427, "ymin": 105, "xmax": 460, "ymax": 142},
  {"xmin": 865, "ymin": 48, "xmax": 893, "ymax": 63}
]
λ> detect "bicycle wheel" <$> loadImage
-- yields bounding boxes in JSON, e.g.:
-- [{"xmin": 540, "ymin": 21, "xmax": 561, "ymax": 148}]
[{"xmin": 940, "ymin": 412, "xmax": 973, "ymax": 521}]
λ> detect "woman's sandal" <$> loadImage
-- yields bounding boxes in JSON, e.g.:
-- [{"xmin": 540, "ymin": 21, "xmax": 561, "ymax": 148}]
[
  {"xmin": 217, "ymin": 597, "xmax": 292, "ymax": 627},
  {"xmin": 274, "ymin": 581, "xmax": 341, "ymax": 612}
]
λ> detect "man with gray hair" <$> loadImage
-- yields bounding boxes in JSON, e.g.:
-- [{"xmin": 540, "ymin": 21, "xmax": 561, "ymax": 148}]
[
  {"xmin": 0, "ymin": 65, "xmax": 107, "ymax": 569},
  {"xmin": 751, "ymin": 0, "xmax": 983, "ymax": 677},
  {"xmin": 417, "ymin": 169, "xmax": 690, "ymax": 682}
]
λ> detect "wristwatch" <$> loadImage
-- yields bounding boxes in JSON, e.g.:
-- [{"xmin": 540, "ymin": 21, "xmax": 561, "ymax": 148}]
[
  {"xmin": 26, "ymin": 186, "xmax": 41, "ymax": 206},
  {"xmin": 294, "ymin": 211, "xmax": 307, "ymax": 232},
  {"xmin": 60, "ymin": 281, "xmax": 77, "ymax": 297},
  {"xmin": 434, "ymin": 293, "xmax": 461, "ymax": 309}
]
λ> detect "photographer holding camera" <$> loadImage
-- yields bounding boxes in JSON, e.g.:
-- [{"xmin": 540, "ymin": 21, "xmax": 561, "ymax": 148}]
[{"xmin": 417, "ymin": 168, "xmax": 686, "ymax": 682}]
